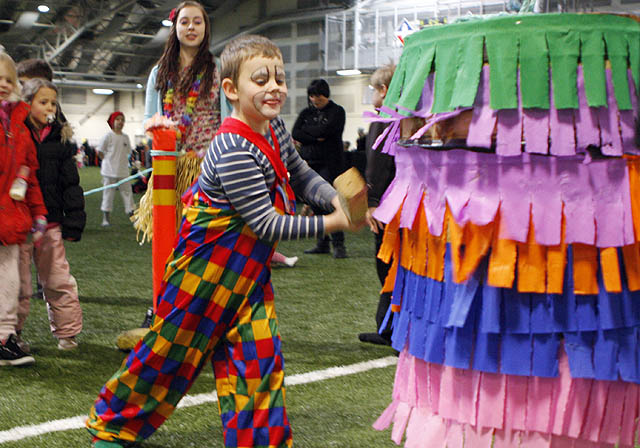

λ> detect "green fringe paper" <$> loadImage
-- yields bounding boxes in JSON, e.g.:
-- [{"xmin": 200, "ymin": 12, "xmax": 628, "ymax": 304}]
[
  {"xmin": 581, "ymin": 31, "xmax": 607, "ymax": 107},
  {"xmin": 384, "ymin": 13, "xmax": 640, "ymax": 114},
  {"xmin": 520, "ymin": 32, "xmax": 549, "ymax": 108}
]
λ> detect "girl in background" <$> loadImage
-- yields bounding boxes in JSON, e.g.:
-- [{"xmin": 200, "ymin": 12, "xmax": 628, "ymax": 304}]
[
  {"xmin": 143, "ymin": 0, "xmax": 224, "ymax": 156},
  {"xmin": 18, "ymin": 78, "xmax": 85, "ymax": 352},
  {"xmin": 0, "ymin": 51, "xmax": 47, "ymax": 366},
  {"xmin": 133, "ymin": 0, "xmax": 226, "ymax": 327}
]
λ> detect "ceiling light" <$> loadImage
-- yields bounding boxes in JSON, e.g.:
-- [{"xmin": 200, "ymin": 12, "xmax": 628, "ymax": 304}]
[
  {"xmin": 336, "ymin": 69, "xmax": 361, "ymax": 76},
  {"xmin": 92, "ymin": 88, "xmax": 114, "ymax": 95},
  {"xmin": 37, "ymin": 5, "xmax": 49, "ymax": 13},
  {"xmin": 162, "ymin": 19, "xmax": 172, "ymax": 27}
]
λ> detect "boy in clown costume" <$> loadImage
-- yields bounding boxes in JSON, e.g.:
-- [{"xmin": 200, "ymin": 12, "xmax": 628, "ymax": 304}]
[{"xmin": 87, "ymin": 34, "xmax": 353, "ymax": 448}]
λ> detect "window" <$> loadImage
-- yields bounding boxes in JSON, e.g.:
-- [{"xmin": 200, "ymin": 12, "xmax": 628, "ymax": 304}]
[
  {"xmin": 263, "ymin": 24, "xmax": 292, "ymax": 39},
  {"xmin": 60, "ymin": 87, "xmax": 87, "ymax": 104},
  {"xmin": 296, "ymin": 43, "xmax": 319, "ymax": 62},
  {"xmin": 296, "ymin": 69, "xmax": 321, "ymax": 89},
  {"xmin": 297, "ymin": 20, "xmax": 322, "ymax": 37},
  {"xmin": 280, "ymin": 45, "xmax": 292, "ymax": 64}
]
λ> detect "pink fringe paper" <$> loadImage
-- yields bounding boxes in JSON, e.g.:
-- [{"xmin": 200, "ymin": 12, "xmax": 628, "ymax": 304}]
[{"xmin": 374, "ymin": 349, "xmax": 640, "ymax": 447}]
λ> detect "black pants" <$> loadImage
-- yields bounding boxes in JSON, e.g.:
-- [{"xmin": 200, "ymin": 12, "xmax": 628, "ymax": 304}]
[{"xmin": 374, "ymin": 228, "xmax": 393, "ymax": 338}]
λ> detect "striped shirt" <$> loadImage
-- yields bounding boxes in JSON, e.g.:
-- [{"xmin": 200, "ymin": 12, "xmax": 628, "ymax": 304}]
[{"xmin": 199, "ymin": 117, "xmax": 336, "ymax": 241}]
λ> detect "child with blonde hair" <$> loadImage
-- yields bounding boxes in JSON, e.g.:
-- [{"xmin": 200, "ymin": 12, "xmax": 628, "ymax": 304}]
[
  {"xmin": 18, "ymin": 77, "xmax": 85, "ymax": 352},
  {"xmin": 87, "ymin": 34, "xmax": 353, "ymax": 448},
  {"xmin": 0, "ymin": 51, "xmax": 47, "ymax": 366}
]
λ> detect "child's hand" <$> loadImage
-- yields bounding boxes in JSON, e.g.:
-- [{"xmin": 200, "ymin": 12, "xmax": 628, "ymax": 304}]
[
  {"xmin": 365, "ymin": 207, "xmax": 384, "ymax": 234},
  {"xmin": 31, "ymin": 216, "xmax": 47, "ymax": 247},
  {"xmin": 144, "ymin": 113, "xmax": 177, "ymax": 133},
  {"xmin": 323, "ymin": 196, "xmax": 361, "ymax": 233}
]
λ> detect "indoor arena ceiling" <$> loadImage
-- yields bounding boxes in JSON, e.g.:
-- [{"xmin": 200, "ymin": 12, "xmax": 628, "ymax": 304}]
[{"xmin": 0, "ymin": 0, "xmax": 354, "ymax": 90}]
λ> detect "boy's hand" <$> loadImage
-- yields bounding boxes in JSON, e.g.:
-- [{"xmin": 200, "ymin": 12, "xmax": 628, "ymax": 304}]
[
  {"xmin": 323, "ymin": 196, "xmax": 362, "ymax": 233},
  {"xmin": 323, "ymin": 200, "xmax": 349, "ymax": 233}
]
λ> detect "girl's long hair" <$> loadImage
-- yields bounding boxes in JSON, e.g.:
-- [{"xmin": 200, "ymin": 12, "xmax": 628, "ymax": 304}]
[{"xmin": 155, "ymin": 1, "xmax": 215, "ymax": 101}]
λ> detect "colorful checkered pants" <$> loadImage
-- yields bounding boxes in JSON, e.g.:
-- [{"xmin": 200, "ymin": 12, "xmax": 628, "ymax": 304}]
[{"xmin": 87, "ymin": 187, "xmax": 292, "ymax": 447}]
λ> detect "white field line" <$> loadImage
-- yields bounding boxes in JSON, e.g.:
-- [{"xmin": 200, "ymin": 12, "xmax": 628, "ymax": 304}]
[{"xmin": 0, "ymin": 356, "xmax": 397, "ymax": 444}]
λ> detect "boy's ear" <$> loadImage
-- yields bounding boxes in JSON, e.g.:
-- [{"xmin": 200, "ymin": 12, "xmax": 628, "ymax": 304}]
[
  {"xmin": 222, "ymin": 78, "xmax": 238, "ymax": 102},
  {"xmin": 380, "ymin": 84, "xmax": 388, "ymax": 99}
]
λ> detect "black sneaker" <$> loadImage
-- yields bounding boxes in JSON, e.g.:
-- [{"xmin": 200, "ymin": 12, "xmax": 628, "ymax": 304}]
[
  {"xmin": 0, "ymin": 334, "xmax": 35, "ymax": 366},
  {"xmin": 32, "ymin": 282, "xmax": 44, "ymax": 300},
  {"xmin": 141, "ymin": 307, "xmax": 154, "ymax": 328},
  {"xmin": 358, "ymin": 332, "xmax": 391, "ymax": 346},
  {"xmin": 15, "ymin": 332, "xmax": 30, "ymax": 354},
  {"xmin": 333, "ymin": 246, "xmax": 348, "ymax": 259},
  {"xmin": 304, "ymin": 245, "xmax": 330, "ymax": 254}
]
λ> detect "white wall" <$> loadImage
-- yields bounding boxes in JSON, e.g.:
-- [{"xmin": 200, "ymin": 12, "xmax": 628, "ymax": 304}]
[
  {"xmin": 59, "ymin": 90, "xmax": 146, "ymax": 149},
  {"xmin": 59, "ymin": 3, "xmax": 379, "ymax": 151}
]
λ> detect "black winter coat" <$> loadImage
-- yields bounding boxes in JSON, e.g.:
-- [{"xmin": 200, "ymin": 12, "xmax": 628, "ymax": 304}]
[
  {"xmin": 292, "ymin": 100, "xmax": 346, "ymax": 182},
  {"xmin": 25, "ymin": 119, "xmax": 86, "ymax": 241}
]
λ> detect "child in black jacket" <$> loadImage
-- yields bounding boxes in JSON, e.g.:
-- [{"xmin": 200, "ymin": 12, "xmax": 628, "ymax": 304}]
[{"xmin": 17, "ymin": 77, "xmax": 85, "ymax": 352}]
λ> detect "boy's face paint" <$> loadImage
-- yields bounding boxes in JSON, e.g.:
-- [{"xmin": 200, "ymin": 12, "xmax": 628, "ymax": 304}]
[
  {"xmin": 29, "ymin": 87, "xmax": 57, "ymax": 128},
  {"xmin": 176, "ymin": 6, "xmax": 206, "ymax": 49},
  {"xmin": 234, "ymin": 55, "xmax": 287, "ymax": 132},
  {"xmin": 0, "ymin": 63, "xmax": 15, "ymax": 101}
]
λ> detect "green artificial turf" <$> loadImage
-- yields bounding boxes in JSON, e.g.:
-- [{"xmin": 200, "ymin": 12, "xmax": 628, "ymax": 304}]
[{"xmin": 0, "ymin": 166, "xmax": 398, "ymax": 448}]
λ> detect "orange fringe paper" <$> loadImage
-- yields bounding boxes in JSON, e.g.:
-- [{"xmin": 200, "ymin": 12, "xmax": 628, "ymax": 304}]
[
  {"xmin": 377, "ymin": 158, "xmax": 640, "ymax": 294},
  {"xmin": 379, "ymin": 206, "xmax": 639, "ymax": 295}
]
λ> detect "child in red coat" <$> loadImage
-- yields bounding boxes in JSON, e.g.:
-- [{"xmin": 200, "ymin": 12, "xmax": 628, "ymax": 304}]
[{"xmin": 0, "ymin": 51, "xmax": 47, "ymax": 366}]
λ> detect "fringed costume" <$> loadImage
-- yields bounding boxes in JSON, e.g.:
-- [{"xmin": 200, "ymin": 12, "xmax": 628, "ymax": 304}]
[{"xmin": 371, "ymin": 14, "xmax": 640, "ymax": 447}]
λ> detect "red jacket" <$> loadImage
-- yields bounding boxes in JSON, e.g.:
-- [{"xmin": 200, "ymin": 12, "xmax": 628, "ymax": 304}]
[{"xmin": 0, "ymin": 101, "xmax": 47, "ymax": 245}]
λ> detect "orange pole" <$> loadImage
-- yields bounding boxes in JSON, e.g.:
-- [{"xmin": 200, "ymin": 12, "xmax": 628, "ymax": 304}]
[{"xmin": 150, "ymin": 128, "xmax": 178, "ymax": 312}]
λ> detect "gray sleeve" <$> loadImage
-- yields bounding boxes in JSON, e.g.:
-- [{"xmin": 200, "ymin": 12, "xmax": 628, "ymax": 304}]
[{"xmin": 200, "ymin": 133, "xmax": 326, "ymax": 241}]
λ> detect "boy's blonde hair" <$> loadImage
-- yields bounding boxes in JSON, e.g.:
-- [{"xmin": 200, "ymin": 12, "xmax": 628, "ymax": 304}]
[
  {"xmin": 0, "ymin": 51, "xmax": 21, "ymax": 101},
  {"xmin": 370, "ymin": 63, "xmax": 396, "ymax": 90},
  {"xmin": 220, "ymin": 35, "xmax": 283, "ymax": 86}
]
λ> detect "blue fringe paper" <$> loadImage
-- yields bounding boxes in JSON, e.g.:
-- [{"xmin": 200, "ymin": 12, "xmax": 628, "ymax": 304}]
[{"xmin": 391, "ymin": 244, "xmax": 640, "ymax": 384}]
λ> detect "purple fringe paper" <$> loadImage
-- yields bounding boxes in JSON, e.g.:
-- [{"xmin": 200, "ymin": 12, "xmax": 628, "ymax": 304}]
[
  {"xmin": 373, "ymin": 147, "xmax": 635, "ymax": 248},
  {"xmin": 373, "ymin": 65, "xmax": 639, "ymax": 157}
]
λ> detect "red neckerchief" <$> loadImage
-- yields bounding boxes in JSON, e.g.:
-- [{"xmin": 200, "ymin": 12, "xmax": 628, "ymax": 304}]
[{"xmin": 217, "ymin": 117, "xmax": 295, "ymax": 214}]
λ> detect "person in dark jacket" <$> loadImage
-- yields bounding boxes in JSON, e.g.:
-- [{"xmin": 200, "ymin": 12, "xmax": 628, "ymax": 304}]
[
  {"xmin": 359, "ymin": 63, "xmax": 397, "ymax": 346},
  {"xmin": 18, "ymin": 78, "xmax": 85, "ymax": 352},
  {"xmin": 292, "ymin": 78, "xmax": 348, "ymax": 258}
]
